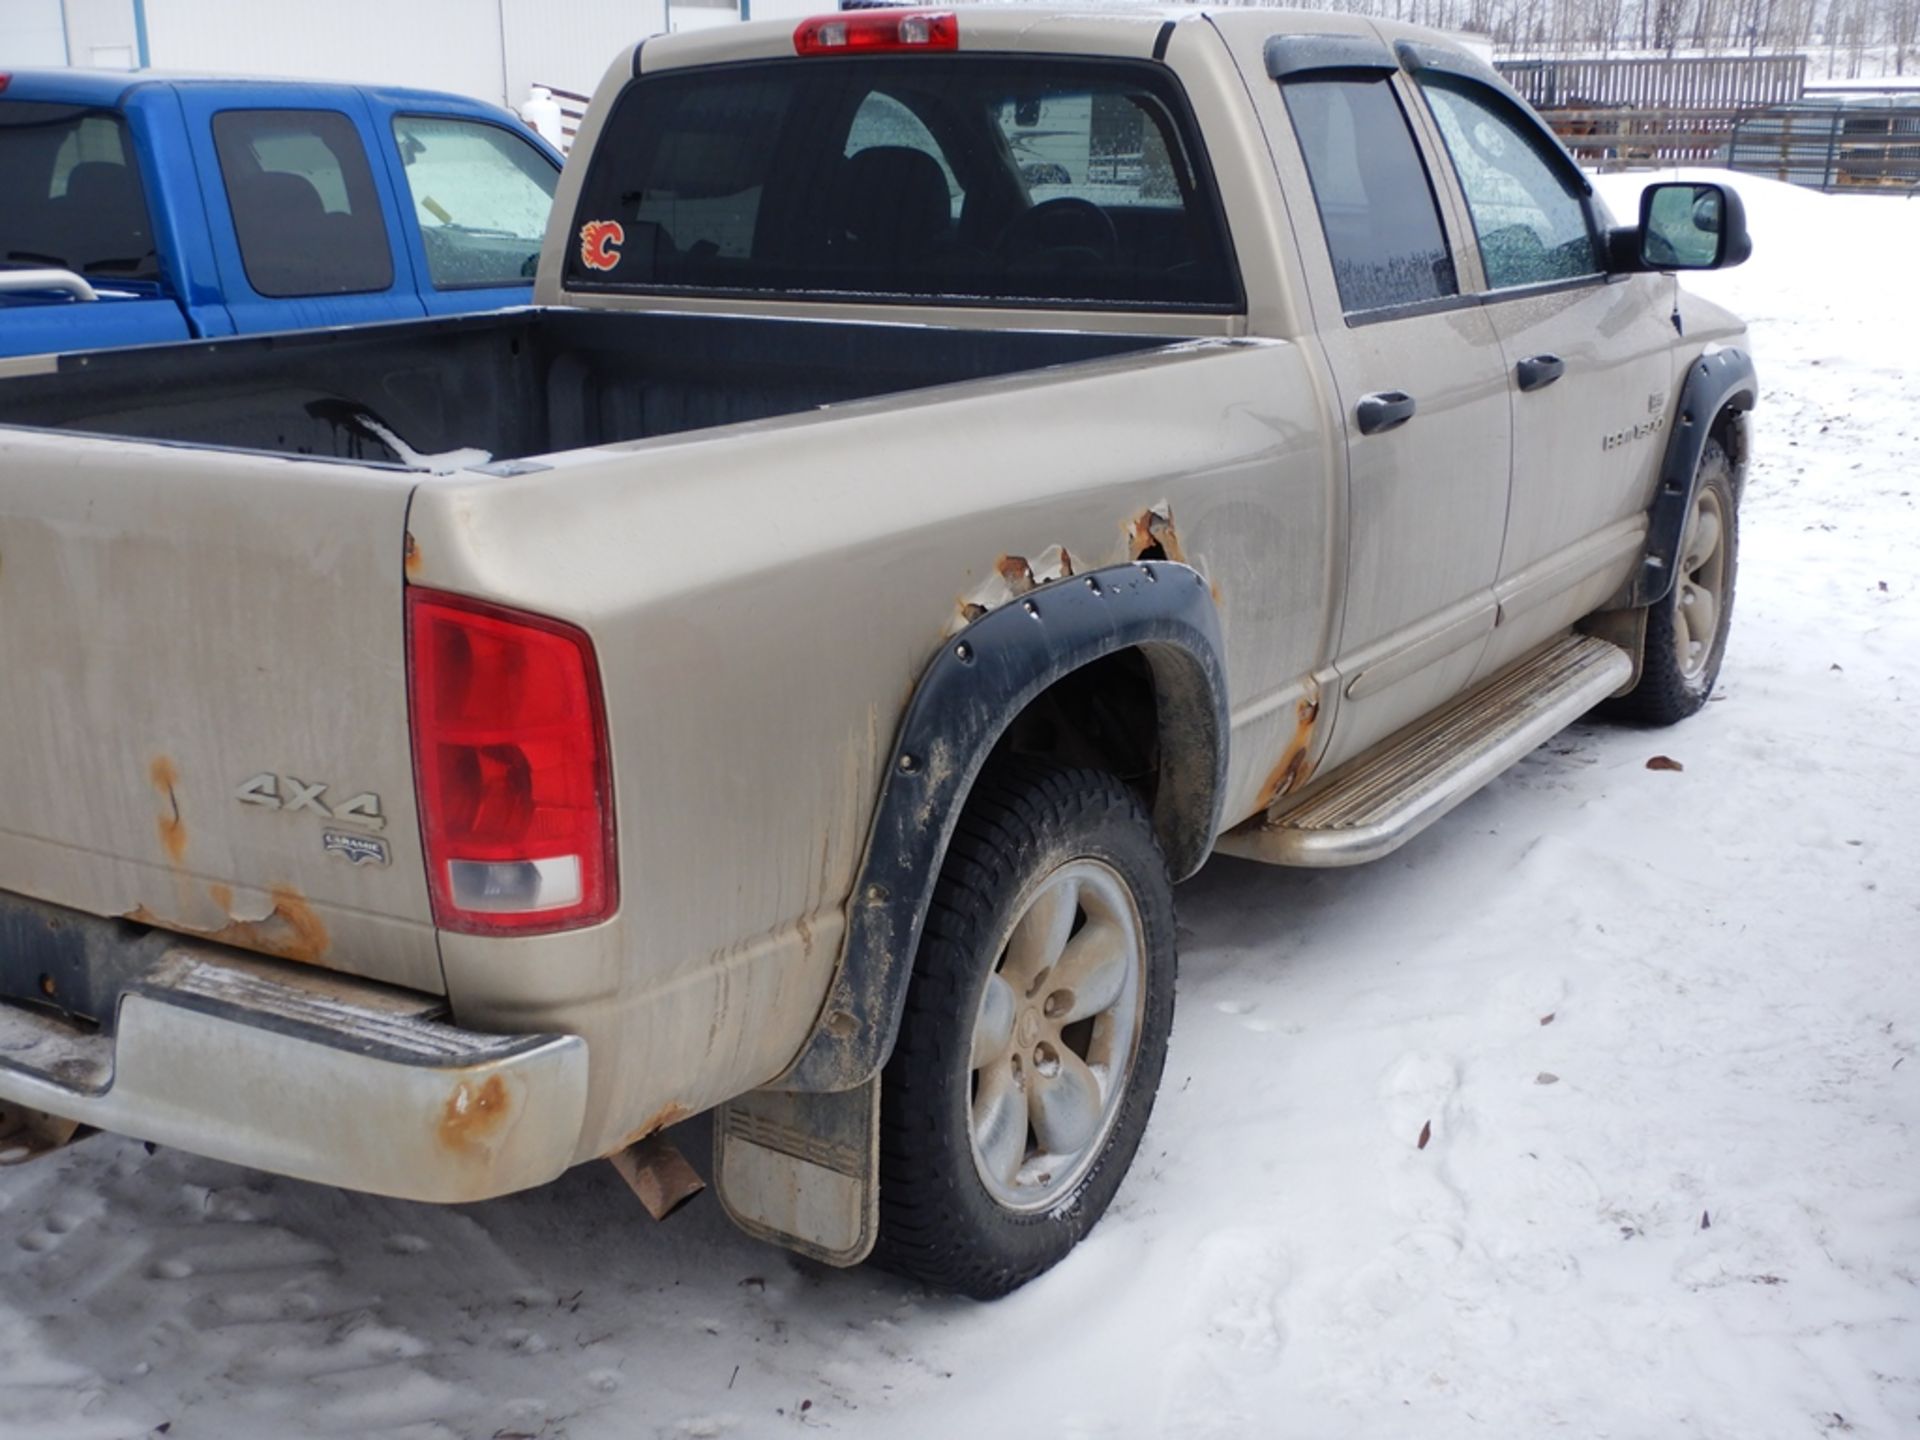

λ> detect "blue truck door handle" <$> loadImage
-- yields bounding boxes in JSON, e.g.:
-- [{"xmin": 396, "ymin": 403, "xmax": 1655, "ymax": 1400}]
[
  {"xmin": 1516, "ymin": 354, "xmax": 1566, "ymax": 392},
  {"xmin": 1356, "ymin": 390, "xmax": 1417, "ymax": 435}
]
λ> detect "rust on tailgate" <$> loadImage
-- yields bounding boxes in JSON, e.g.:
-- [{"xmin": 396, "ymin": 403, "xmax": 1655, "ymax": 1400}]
[
  {"xmin": 126, "ymin": 884, "xmax": 332, "ymax": 966},
  {"xmin": 149, "ymin": 756, "xmax": 188, "ymax": 866}
]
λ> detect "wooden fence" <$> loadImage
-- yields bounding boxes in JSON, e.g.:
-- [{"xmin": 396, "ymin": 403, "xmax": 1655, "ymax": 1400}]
[
  {"xmin": 1534, "ymin": 102, "xmax": 1920, "ymax": 191},
  {"xmin": 1498, "ymin": 55, "xmax": 1808, "ymax": 111}
]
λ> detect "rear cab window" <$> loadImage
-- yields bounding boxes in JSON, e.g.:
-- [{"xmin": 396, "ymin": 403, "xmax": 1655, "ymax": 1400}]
[
  {"xmin": 391, "ymin": 115, "xmax": 559, "ymax": 289},
  {"xmin": 0, "ymin": 102, "xmax": 160, "ymax": 283},
  {"xmin": 563, "ymin": 57, "xmax": 1242, "ymax": 312},
  {"xmin": 211, "ymin": 109, "xmax": 394, "ymax": 298}
]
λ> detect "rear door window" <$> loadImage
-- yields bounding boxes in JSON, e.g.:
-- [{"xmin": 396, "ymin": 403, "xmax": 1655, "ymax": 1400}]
[
  {"xmin": 564, "ymin": 57, "xmax": 1240, "ymax": 311},
  {"xmin": 392, "ymin": 115, "xmax": 559, "ymax": 289},
  {"xmin": 0, "ymin": 102, "xmax": 159, "ymax": 280},
  {"xmin": 212, "ymin": 109, "xmax": 394, "ymax": 298},
  {"xmin": 1281, "ymin": 75, "xmax": 1457, "ymax": 316}
]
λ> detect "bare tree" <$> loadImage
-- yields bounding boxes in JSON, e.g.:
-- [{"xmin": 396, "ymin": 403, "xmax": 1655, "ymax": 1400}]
[{"xmin": 1891, "ymin": 0, "xmax": 1920, "ymax": 73}]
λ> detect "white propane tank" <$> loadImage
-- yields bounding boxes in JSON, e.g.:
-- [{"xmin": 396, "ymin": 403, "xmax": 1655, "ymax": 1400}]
[{"xmin": 520, "ymin": 87, "xmax": 566, "ymax": 148}]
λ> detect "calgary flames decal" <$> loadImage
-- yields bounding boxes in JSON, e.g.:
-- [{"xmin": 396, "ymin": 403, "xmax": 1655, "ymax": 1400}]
[{"xmin": 579, "ymin": 219, "xmax": 625, "ymax": 272}]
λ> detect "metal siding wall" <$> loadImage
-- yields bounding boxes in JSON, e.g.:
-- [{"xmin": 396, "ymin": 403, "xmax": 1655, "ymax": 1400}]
[
  {"xmin": 747, "ymin": 0, "xmax": 824, "ymax": 24},
  {"xmin": 144, "ymin": 0, "xmax": 507, "ymax": 102},
  {"xmin": 500, "ymin": 0, "xmax": 667, "ymax": 108},
  {"xmin": 64, "ymin": 0, "xmax": 139, "ymax": 68},
  {"xmin": 0, "ymin": 0, "xmax": 72, "ymax": 65}
]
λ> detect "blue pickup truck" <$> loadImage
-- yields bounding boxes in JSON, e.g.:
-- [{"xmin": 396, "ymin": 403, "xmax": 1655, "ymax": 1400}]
[{"xmin": 0, "ymin": 70, "xmax": 562, "ymax": 359}]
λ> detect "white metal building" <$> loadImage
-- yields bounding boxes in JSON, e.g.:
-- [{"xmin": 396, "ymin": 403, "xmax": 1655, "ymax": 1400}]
[{"xmin": 1, "ymin": 0, "xmax": 826, "ymax": 111}]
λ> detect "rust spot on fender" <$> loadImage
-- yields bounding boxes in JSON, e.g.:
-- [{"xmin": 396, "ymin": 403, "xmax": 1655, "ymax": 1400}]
[
  {"xmin": 1257, "ymin": 679, "xmax": 1324, "ymax": 810},
  {"xmin": 403, "ymin": 532, "xmax": 422, "ymax": 577},
  {"xmin": 1126, "ymin": 501, "xmax": 1187, "ymax": 565},
  {"xmin": 149, "ymin": 756, "xmax": 187, "ymax": 865},
  {"xmin": 953, "ymin": 546, "xmax": 1080, "ymax": 633},
  {"xmin": 124, "ymin": 884, "xmax": 331, "ymax": 966},
  {"xmin": 440, "ymin": 1074, "xmax": 511, "ymax": 1154},
  {"xmin": 607, "ymin": 1101, "xmax": 693, "ymax": 1156},
  {"xmin": 995, "ymin": 554, "xmax": 1037, "ymax": 594}
]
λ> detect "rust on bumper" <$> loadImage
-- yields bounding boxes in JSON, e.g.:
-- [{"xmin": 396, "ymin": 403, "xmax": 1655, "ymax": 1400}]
[{"xmin": 0, "ymin": 942, "xmax": 586, "ymax": 1203}]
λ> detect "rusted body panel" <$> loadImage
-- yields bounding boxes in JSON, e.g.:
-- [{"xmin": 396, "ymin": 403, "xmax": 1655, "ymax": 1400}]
[{"xmin": 408, "ymin": 336, "xmax": 1334, "ymax": 1158}]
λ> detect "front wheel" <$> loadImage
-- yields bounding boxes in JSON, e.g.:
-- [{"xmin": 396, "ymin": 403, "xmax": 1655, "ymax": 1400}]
[
  {"xmin": 1607, "ymin": 438, "xmax": 1740, "ymax": 725},
  {"xmin": 871, "ymin": 762, "xmax": 1177, "ymax": 1298}
]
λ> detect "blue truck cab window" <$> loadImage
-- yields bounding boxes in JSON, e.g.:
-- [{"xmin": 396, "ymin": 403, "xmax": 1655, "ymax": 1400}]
[
  {"xmin": 391, "ymin": 115, "xmax": 558, "ymax": 289},
  {"xmin": 212, "ymin": 109, "xmax": 394, "ymax": 298},
  {"xmin": 0, "ymin": 102, "xmax": 159, "ymax": 282}
]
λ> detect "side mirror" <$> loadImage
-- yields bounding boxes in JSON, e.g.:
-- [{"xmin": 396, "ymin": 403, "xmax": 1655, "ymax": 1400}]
[{"xmin": 1609, "ymin": 181, "xmax": 1751, "ymax": 272}]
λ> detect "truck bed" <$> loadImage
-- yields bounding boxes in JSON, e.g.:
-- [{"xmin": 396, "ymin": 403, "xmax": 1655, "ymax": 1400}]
[
  {"xmin": 0, "ymin": 302, "xmax": 1201, "ymax": 1014},
  {"xmin": 0, "ymin": 308, "xmax": 1172, "ymax": 466}
]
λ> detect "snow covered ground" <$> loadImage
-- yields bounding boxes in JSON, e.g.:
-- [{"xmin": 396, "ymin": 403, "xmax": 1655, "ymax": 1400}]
[{"xmin": 3, "ymin": 175, "xmax": 1917, "ymax": 1440}]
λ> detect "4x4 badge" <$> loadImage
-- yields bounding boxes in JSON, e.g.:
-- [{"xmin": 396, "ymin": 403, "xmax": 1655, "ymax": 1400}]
[{"xmin": 236, "ymin": 772, "xmax": 386, "ymax": 831}]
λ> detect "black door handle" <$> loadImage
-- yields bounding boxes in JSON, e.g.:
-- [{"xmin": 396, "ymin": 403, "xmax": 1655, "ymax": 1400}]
[
  {"xmin": 1356, "ymin": 390, "xmax": 1416, "ymax": 435},
  {"xmin": 1516, "ymin": 354, "xmax": 1565, "ymax": 392}
]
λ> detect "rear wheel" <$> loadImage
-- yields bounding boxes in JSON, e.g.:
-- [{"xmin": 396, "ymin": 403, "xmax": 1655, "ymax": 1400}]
[
  {"xmin": 871, "ymin": 762, "xmax": 1176, "ymax": 1298},
  {"xmin": 1606, "ymin": 438, "xmax": 1739, "ymax": 725}
]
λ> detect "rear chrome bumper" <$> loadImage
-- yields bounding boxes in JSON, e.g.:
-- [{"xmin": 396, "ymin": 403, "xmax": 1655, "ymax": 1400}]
[{"xmin": 0, "ymin": 945, "xmax": 586, "ymax": 1202}]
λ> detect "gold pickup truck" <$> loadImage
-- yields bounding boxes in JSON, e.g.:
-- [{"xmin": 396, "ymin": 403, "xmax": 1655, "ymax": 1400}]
[{"xmin": 0, "ymin": 6, "xmax": 1754, "ymax": 1297}]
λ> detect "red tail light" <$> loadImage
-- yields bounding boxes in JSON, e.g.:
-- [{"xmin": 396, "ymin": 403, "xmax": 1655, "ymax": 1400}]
[
  {"xmin": 407, "ymin": 589, "xmax": 616, "ymax": 935},
  {"xmin": 794, "ymin": 10, "xmax": 957, "ymax": 55}
]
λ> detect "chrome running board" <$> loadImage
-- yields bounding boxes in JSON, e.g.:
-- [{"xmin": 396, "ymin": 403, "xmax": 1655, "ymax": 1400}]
[{"xmin": 1218, "ymin": 634, "xmax": 1632, "ymax": 868}]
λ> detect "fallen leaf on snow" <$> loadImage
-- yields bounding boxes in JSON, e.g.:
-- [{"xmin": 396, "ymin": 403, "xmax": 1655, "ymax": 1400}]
[
  {"xmin": 1536, "ymin": 1072, "xmax": 1560, "ymax": 1085},
  {"xmin": 1701, "ymin": 1210, "xmax": 1712, "ymax": 1230},
  {"xmin": 1417, "ymin": 1120, "xmax": 1432, "ymax": 1150},
  {"xmin": 1540, "ymin": 1012, "xmax": 1556, "ymax": 1026},
  {"xmin": 1646, "ymin": 755, "xmax": 1685, "ymax": 772}
]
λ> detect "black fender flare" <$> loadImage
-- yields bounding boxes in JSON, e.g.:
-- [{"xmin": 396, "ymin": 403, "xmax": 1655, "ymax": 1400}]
[
  {"xmin": 1632, "ymin": 347, "xmax": 1758, "ymax": 607},
  {"xmin": 777, "ymin": 560, "xmax": 1230, "ymax": 1093}
]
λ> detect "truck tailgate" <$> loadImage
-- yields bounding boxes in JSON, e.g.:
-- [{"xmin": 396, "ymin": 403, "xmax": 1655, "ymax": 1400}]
[{"xmin": 0, "ymin": 429, "xmax": 441, "ymax": 995}]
